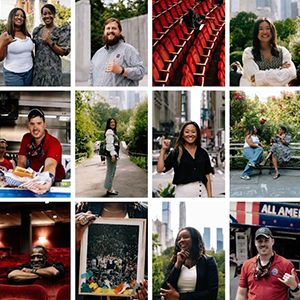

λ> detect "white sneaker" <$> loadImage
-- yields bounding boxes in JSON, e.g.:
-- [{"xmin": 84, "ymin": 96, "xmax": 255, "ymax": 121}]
[{"xmin": 240, "ymin": 175, "xmax": 250, "ymax": 180}]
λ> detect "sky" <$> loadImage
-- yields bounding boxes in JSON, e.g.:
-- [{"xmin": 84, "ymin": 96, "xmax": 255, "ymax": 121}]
[
  {"xmin": 153, "ymin": 201, "xmax": 227, "ymax": 251},
  {"xmin": 245, "ymin": 90, "xmax": 287, "ymax": 103},
  {"xmin": 0, "ymin": 0, "xmax": 70, "ymax": 19}
]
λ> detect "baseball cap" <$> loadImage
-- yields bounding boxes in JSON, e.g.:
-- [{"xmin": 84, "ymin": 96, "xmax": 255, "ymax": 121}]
[
  {"xmin": 28, "ymin": 108, "xmax": 45, "ymax": 122},
  {"xmin": 255, "ymin": 227, "xmax": 273, "ymax": 240}
]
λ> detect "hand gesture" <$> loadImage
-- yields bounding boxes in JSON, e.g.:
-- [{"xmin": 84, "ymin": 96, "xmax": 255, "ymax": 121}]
[
  {"xmin": 160, "ymin": 283, "xmax": 179, "ymax": 300},
  {"xmin": 105, "ymin": 59, "xmax": 122, "ymax": 74},
  {"xmin": 278, "ymin": 268, "xmax": 298, "ymax": 290},
  {"xmin": 40, "ymin": 30, "xmax": 52, "ymax": 44},
  {"xmin": 175, "ymin": 250, "xmax": 190, "ymax": 269},
  {"xmin": 111, "ymin": 155, "xmax": 116, "ymax": 162},
  {"xmin": 130, "ymin": 280, "xmax": 148, "ymax": 300},
  {"xmin": 0, "ymin": 32, "xmax": 16, "ymax": 46},
  {"xmin": 75, "ymin": 211, "xmax": 96, "ymax": 250},
  {"xmin": 161, "ymin": 136, "xmax": 171, "ymax": 150},
  {"xmin": 250, "ymin": 74, "xmax": 255, "ymax": 83}
]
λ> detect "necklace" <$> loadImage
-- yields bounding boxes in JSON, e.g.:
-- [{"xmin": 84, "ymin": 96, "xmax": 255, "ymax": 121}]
[{"xmin": 103, "ymin": 207, "xmax": 125, "ymax": 214}]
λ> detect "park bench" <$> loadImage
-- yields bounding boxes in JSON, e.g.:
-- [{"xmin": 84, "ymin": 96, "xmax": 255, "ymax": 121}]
[{"xmin": 230, "ymin": 142, "xmax": 300, "ymax": 171}]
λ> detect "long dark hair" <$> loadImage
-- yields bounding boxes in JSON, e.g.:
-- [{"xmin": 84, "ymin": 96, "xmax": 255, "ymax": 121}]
[
  {"xmin": 252, "ymin": 17, "xmax": 279, "ymax": 61},
  {"xmin": 245, "ymin": 125, "xmax": 256, "ymax": 136},
  {"xmin": 174, "ymin": 121, "xmax": 201, "ymax": 165},
  {"xmin": 6, "ymin": 8, "xmax": 30, "ymax": 38},
  {"xmin": 171, "ymin": 227, "xmax": 206, "ymax": 263},
  {"xmin": 105, "ymin": 118, "xmax": 117, "ymax": 136},
  {"xmin": 41, "ymin": 4, "xmax": 56, "ymax": 15}
]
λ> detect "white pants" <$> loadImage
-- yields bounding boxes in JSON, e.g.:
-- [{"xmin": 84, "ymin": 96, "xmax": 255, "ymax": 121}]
[{"xmin": 175, "ymin": 181, "xmax": 208, "ymax": 198}]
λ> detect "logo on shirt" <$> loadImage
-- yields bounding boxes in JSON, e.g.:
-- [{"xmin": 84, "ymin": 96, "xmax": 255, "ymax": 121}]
[
  {"xmin": 116, "ymin": 54, "xmax": 120, "ymax": 58},
  {"xmin": 271, "ymin": 268, "xmax": 278, "ymax": 275}
]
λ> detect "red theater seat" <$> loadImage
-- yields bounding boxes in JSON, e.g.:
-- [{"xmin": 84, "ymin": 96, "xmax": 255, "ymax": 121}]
[
  {"xmin": 35, "ymin": 278, "xmax": 70, "ymax": 300},
  {"xmin": 55, "ymin": 285, "xmax": 70, "ymax": 300},
  {"xmin": 0, "ymin": 284, "xmax": 48, "ymax": 300}
]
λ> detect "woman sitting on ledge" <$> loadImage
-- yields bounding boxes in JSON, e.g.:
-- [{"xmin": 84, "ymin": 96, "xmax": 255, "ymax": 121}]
[{"xmin": 260, "ymin": 126, "xmax": 292, "ymax": 179}]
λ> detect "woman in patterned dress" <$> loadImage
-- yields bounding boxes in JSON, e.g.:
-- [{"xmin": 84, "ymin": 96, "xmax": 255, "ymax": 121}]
[
  {"xmin": 259, "ymin": 126, "xmax": 292, "ymax": 179},
  {"xmin": 240, "ymin": 17, "xmax": 296, "ymax": 86},
  {"xmin": 32, "ymin": 4, "xmax": 70, "ymax": 86}
]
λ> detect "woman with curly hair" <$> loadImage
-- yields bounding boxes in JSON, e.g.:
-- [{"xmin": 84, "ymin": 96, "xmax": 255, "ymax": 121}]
[
  {"xmin": 240, "ymin": 17, "xmax": 296, "ymax": 86},
  {"xmin": 157, "ymin": 121, "xmax": 212, "ymax": 197},
  {"xmin": 161, "ymin": 227, "xmax": 218, "ymax": 300}
]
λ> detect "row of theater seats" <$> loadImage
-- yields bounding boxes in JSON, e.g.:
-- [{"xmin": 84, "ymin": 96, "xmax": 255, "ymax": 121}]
[
  {"xmin": 0, "ymin": 283, "xmax": 70, "ymax": 300},
  {"xmin": 0, "ymin": 248, "xmax": 70, "ymax": 300},
  {"xmin": 153, "ymin": 0, "xmax": 225, "ymax": 86},
  {"xmin": 218, "ymin": 41, "xmax": 225, "ymax": 86}
]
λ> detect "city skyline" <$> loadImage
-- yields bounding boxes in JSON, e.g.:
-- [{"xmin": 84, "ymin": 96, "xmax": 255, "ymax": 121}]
[{"xmin": 153, "ymin": 201, "xmax": 226, "ymax": 251}]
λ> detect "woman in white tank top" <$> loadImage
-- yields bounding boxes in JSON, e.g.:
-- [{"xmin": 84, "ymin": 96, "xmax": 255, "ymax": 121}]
[{"xmin": 0, "ymin": 8, "xmax": 34, "ymax": 86}]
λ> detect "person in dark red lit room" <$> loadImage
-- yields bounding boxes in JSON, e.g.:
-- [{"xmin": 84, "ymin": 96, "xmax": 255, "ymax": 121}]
[
  {"xmin": 7, "ymin": 245, "xmax": 64, "ymax": 284},
  {"xmin": 235, "ymin": 227, "xmax": 300, "ymax": 300},
  {"xmin": 17, "ymin": 108, "xmax": 65, "ymax": 194},
  {"xmin": 0, "ymin": 139, "xmax": 13, "ymax": 171}
]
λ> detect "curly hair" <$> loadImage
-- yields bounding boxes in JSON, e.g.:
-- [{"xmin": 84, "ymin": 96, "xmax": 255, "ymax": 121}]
[{"xmin": 171, "ymin": 227, "xmax": 206, "ymax": 263}]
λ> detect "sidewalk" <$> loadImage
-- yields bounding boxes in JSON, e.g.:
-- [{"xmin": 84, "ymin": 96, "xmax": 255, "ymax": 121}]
[
  {"xmin": 230, "ymin": 169, "xmax": 300, "ymax": 197},
  {"xmin": 76, "ymin": 151, "xmax": 147, "ymax": 197}
]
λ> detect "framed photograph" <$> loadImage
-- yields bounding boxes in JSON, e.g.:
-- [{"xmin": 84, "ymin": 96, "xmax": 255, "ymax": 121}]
[{"xmin": 79, "ymin": 218, "xmax": 146, "ymax": 296}]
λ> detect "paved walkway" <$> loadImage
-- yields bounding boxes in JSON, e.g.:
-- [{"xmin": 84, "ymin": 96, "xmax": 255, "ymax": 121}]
[
  {"xmin": 76, "ymin": 151, "xmax": 147, "ymax": 198},
  {"xmin": 230, "ymin": 169, "xmax": 300, "ymax": 197}
]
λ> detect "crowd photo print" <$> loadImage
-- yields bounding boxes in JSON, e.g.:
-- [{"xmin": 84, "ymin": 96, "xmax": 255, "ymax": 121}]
[{"xmin": 75, "ymin": 202, "xmax": 148, "ymax": 300}]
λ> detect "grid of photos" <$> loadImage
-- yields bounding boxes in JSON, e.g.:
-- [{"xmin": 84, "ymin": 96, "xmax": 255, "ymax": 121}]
[{"xmin": 0, "ymin": 0, "xmax": 300, "ymax": 299}]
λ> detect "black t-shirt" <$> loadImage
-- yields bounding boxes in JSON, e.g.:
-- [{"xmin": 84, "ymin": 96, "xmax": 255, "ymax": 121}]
[
  {"xmin": 164, "ymin": 146, "xmax": 212, "ymax": 185},
  {"xmin": 7, "ymin": 262, "xmax": 65, "ymax": 284}
]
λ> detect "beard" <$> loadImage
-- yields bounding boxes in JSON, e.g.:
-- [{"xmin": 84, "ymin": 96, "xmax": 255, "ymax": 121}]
[{"xmin": 103, "ymin": 33, "xmax": 121, "ymax": 47}]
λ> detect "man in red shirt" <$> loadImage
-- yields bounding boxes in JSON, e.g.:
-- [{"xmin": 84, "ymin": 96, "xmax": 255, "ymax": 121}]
[
  {"xmin": 0, "ymin": 139, "xmax": 13, "ymax": 171},
  {"xmin": 17, "ymin": 108, "xmax": 65, "ymax": 194},
  {"xmin": 236, "ymin": 227, "xmax": 300, "ymax": 300}
]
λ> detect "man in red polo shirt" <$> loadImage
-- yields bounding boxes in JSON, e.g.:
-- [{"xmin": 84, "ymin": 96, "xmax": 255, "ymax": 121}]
[
  {"xmin": 17, "ymin": 108, "xmax": 65, "ymax": 194},
  {"xmin": 236, "ymin": 227, "xmax": 300, "ymax": 300},
  {"xmin": 0, "ymin": 139, "xmax": 13, "ymax": 171}
]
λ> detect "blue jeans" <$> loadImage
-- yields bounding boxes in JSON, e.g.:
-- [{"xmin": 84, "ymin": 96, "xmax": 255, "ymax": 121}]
[
  {"xmin": 241, "ymin": 147, "xmax": 263, "ymax": 177},
  {"xmin": 104, "ymin": 156, "xmax": 117, "ymax": 190},
  {"xmin": 3, "ymin": 67, "xmax": 33, "ymax": 86}
]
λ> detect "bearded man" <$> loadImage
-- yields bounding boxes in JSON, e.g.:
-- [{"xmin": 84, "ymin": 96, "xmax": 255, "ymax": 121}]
[{"xmin": 88, "ymin": 18, "xmax": 145, "ymax": 86}]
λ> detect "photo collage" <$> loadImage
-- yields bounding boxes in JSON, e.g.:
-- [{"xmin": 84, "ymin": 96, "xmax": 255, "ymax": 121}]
[{"xmin": 0, "ymin": 0, "xmax": 300, "ymax": 300}]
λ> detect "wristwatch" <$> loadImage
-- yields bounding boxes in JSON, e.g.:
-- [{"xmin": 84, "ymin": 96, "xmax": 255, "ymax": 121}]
[
  {"xmin": 50, "ymin": 42, "xmax": 56, "ymax": 48},
  {"xmin": 120, "ymin": 67, "xmax": 125, "ymax": 75}
]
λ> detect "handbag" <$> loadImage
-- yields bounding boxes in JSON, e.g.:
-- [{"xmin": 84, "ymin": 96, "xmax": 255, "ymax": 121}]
[{"xmin": 99, "ymin": 143, "xmax": 119, "ymax": 157}]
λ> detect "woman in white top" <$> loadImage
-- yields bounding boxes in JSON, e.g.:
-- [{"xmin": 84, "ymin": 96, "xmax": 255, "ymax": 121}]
[
  {"xmin": 240, "ymin": 17, "xmax": 296, "ymax": 86},
  {"xmin": 0, "ymin": 8, "xmax": 34, "ymax": 86},
  {"xmin": 161, "ymin": 227, "xmax": 218, "ymax": 300},
  {"xmin": 104, "ymin": 118, "xmax": 119, "ymax": 196},
  {"xmin": 241, "ymin": 125, "xmax": 264, "ymax": 180}
]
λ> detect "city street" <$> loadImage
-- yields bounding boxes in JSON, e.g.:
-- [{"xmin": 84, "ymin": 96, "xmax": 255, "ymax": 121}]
[
  {"xmin": 76, "ymin": 151, "xmax": 148, "ymax": 198},
  {"xmin": 152, "ymin": 165, "xmax": 225, "ymax": 198},
  {"xmin": 230, "ymin": 169, "xmax": 300, "ymax": 197}
]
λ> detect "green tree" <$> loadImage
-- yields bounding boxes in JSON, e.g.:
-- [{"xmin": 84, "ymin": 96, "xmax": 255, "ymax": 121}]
[
  {"xmin": 126, "ymin": 98, "xmax": 148, "ymax": 154},
  {"xmin": 274, "ymin": 18, "xmax": 297, "ymax": 43},
  {"xmin": 54, "ymin": 4, "xmax": 71, "ymax": 27},
  {"xmin": 230, "ymin": 12, "xmax": 257, "ymax": 52},
  {"xmin": 75, "ymin": 91, "xmax": 98, "ymax": 159}
]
